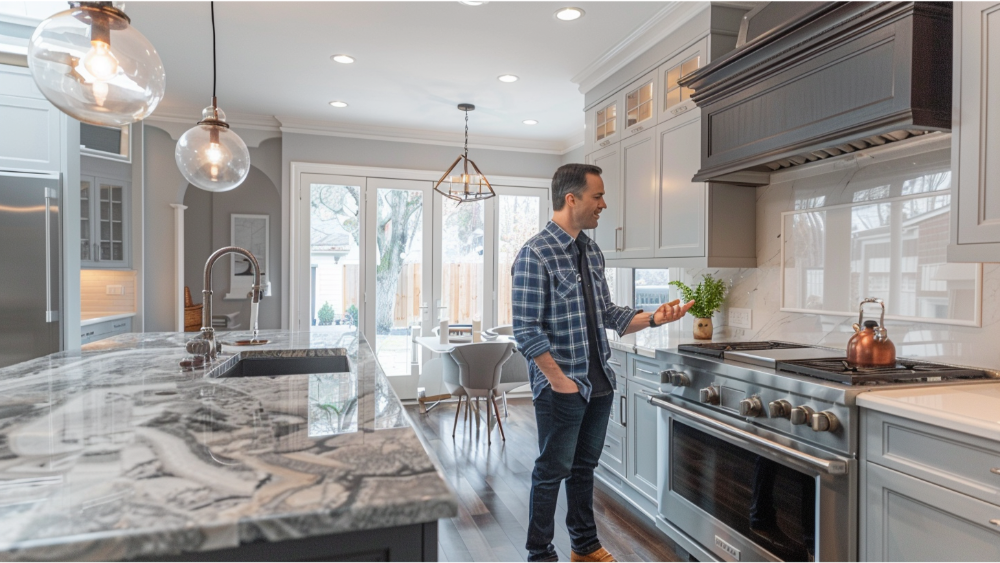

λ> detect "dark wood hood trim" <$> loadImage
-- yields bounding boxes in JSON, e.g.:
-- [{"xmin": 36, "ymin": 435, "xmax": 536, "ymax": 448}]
[{"xmin": 680, "ymin": 2, "xmax": 952, "ymax": 186}]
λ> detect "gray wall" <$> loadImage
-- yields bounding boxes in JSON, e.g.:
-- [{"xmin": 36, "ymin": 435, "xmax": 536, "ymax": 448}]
[
  {"xmin": 143, "ymin": 125, "xmax": 188, "ymax": 331},
  {"xmin": 561, "ymin": 145, "xmax": 585, "ymax": 165},
  {"xmin": 183, "ymin": 165, "xmax": 282, "ymax": 330}
]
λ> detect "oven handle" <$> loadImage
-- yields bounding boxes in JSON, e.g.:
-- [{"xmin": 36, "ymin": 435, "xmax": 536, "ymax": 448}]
[{"xmin": 648, "ymin": 394, "xmax": 849, "ymax": 476}]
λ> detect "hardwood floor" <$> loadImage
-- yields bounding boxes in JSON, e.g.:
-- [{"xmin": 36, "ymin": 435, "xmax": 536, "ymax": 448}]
[{"xmin": 406, "ymin": 398, "xmax": 684, "ymax": 562}]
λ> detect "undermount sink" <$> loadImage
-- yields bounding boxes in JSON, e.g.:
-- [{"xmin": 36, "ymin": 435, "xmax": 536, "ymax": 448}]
[{"xmin": 216, "ymin": 355, "xmax": 350, "ymax": 378}]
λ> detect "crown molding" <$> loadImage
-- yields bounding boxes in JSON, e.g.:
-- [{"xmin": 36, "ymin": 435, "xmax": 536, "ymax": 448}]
[
  {"xmin": 276, "ymin": 116, "xmax": 575, "ymax": 155},
  {"xmin": 572, "ymin": 1, "xmax": 709, "ymax": 95},
  {"xmin": 144, "ymin": 109, "xmax": 282, "ymax": 147}
]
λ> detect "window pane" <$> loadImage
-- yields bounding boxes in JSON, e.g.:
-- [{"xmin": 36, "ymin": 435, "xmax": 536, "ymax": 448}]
[
  {"xmin": 627, "ymin": 108, "xmax": 638, "ymax": 127},
  {"xmin": 640, "ymin": 82, "xmax": 653, "ymax": 104},
  {"xmin": 639, "ymin": 101, "xmax": 652, "ymax": 122},
  {"xmin": 667, "ymin": 66, "xmax": 681, "ymax": 89},
  {"xmin": 597, "ymin": 123, "xmax": 606, "ymax": 140},
  {"xmin": 681, "ymin": 87, "xmax": 694, "ymax": 102},
  {"xmin": 626, "ymin": 89, "xmax": 639, "ymax": 112},
  {"xmin": 498, "ymin": 194, "xmax": 540, "ymax": 326},
  {"xmin": 441, "ymin": 198, "xmax": 484, "ymax": 325},
  {"xmin": 310, "ymin": 183, "xmax": 362, "ymax": 343},
  {"xmin": 606, "ymin": 103, "xmax": 616, "ymax": 119},
  {"xmin": 596, "ymin": 108, "xmax": 605, "ymax": 125},
  {"xmin": 667, "ymin": 88, "xmax": 682, "ymax": 108},
  {"xmin": 606, "ymin": 117, "xmax": 616, "ymax": 135},
  {"xmin": 634, "ymin": 269, "xmax": 672, "ymax": 349},
  {"xmin": 375, "ymin": 188, "xmax": 424, "ymax": 377},
  {"xmin": 681, "ymin": 56, "xmax": 700, "ymax": 77}
]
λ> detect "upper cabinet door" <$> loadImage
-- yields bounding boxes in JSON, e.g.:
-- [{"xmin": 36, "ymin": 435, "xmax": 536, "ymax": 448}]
[
  {"xmin": 0, "ymin": 66, "xmax": 62, "ymax": 173},
  {"xmin": 659, "ymin": 38, "xmax": 708, "ymax": 126},
  {"xmin": 655, "ymin": 118, "xmax": 706, "ymax": 258},
  {"xmin": 589, "ymin": 95, "xmax": 623, "ymax": 153},
  {"xmin": 618, "ymin": 127, "xmax": 657, "ymax": 260},
  {"xmin": 621, "ymin": 70, "xmax": 658, "ymax": 140},
  {"xmin": 951, "ymin": 2, "xmax": 1000, "ymax": 261},
  {"xmin": 587, "ymin": 143, "xmax": 622, "ymax": 260}
]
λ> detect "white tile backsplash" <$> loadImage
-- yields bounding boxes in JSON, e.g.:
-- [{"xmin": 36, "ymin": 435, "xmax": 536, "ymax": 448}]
[{"xmin": 673, "ymin": 134, "xmax": 1000, "ymax": 370}]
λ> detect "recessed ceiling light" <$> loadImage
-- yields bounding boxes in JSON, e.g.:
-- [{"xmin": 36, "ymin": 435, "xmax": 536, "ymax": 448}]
[
  {"xmin": 555, "ymin": 7, "xmax": 585, "ymax": 21},
  {"xmin": 459, "ymin": 1, "xmax": 487, "ymax": 5},
  {"xmin": 331, "ymin": 54, "xmax": 355, "ymax": 64},
  {"xmin": 523, "ymin": 119, "xmax": 538, "ymax": 125},
  {"xmin": 329, "ymin": 101, "xmax": 348, "ymax": 108},
  {"xmin": 498, "ymin": 74, "xmax": 519, "ymax": 83}
]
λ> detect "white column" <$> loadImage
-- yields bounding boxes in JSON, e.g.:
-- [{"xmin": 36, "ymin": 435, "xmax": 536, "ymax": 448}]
[{"xmin": 170, "ymin": 204, "xmax": 187, "ymax": 332}]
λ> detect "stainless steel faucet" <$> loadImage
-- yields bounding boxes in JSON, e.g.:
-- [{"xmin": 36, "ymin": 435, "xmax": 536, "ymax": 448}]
[{"xmin": 198, "ymin": 246, "xmax": 263, "ymax": 359}]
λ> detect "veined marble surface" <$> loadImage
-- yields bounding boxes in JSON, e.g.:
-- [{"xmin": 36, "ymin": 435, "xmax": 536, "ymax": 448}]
[{"xmin": 0, "ymin": 331, "xmax": 457, "ymax": 561}]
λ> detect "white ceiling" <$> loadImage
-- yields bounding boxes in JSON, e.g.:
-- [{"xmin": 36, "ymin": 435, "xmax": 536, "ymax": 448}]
[{"xmin": 123, "ymin": 1, "xmax": 671, "ymax": 151}]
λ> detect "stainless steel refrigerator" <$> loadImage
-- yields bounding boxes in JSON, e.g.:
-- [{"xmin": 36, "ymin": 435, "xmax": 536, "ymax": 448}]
[{"xmin": 0, "ymin": 171, "xmax": 61, "ymax": 368}]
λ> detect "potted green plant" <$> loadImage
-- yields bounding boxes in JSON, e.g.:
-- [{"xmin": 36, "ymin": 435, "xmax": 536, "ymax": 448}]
[{"xmin": 668, "ymin": 274, "xmax": 727, "ymax": 340}]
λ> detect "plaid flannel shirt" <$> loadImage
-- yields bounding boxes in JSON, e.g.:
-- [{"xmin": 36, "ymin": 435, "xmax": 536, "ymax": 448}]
[{"xmin": 512, "ymin": 221, "xmax": 638, "ymax": 401}]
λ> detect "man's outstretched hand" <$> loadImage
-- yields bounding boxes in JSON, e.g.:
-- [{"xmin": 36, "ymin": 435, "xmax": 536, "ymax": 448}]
[{"xmin": 653, "ymin": 299, "xmax": 695, "ymax": 325}]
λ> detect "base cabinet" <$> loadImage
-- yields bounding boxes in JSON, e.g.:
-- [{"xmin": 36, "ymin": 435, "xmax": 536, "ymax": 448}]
[
  {"xmin": 863, "ymin": 462, "xmax": 1000, "ymax": 561},
  {"xmin": 626, "ymin": 379, "xmax": 659, "ymax": 501}
]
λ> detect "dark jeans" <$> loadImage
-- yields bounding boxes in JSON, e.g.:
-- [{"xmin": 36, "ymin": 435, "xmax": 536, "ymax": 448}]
[{"xmin": 526, "ymin": 387, "xmax": 614, "ymax": 562}]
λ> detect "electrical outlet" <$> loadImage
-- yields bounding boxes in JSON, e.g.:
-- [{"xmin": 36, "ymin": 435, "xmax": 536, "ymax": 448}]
[
  {"xmin": 729, "ymin": 307, "xmax": 751, "ymax": 329},
  {"xmin": 106, "ymin": 285, "xmax": 124, "ymax": 295}
]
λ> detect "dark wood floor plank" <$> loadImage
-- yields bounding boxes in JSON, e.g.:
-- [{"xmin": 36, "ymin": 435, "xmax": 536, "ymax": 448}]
[{"xmin": 409, "ymin": 398, "xmax": 681, "ymax": 562}]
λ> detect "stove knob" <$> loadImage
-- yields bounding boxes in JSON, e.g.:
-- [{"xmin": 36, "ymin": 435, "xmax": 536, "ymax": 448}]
[
  {"xmin": 699, "ymin": 386, "xmax": 720, "ymax": 405},
  {"xmin": 811, "ymin": 411, "xmax": 840, "ymax": 433},
  {"xmin": 663, "ymin": 370, "xmax": 690, "ymax": 387},
  {"xmin": 739, "ymin": 396, "xmax": 763, "ymax": 417},
  {"xmin": 790, "ymin": 406, "xmax": 816, "ymax": 426},
  {"xmin": 768, "ymin": 400, "xmax": 792, "ymax": 418}
]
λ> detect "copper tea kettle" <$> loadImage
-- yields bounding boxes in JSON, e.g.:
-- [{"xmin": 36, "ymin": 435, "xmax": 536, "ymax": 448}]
[{"xmin": 846, "ymin": 298, "xmax": 896, "ymax": 367}]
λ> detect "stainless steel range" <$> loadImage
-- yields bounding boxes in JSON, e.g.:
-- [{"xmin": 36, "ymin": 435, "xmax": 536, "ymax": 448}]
[{"xmin": 648, "ymin": 341, "xmax": 992, "ymax": 562}]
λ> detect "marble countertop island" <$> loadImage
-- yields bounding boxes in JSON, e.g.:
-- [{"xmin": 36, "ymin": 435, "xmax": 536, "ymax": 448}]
[
  {"xmin": 0, "ymin": 331, "xmax": 458, "ymax": 561},
  {"xmin": 857, "ymin": 382, "xmax": 1000, "ymax": 442}
]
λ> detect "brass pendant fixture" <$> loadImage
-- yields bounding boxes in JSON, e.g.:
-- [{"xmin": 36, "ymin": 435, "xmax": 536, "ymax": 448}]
[{"xmin": 434, "ymin": 103, "xmax": 495, "ymax": 203}]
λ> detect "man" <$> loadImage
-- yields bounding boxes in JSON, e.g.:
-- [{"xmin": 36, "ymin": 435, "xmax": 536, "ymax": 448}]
[{"xmin": 512, "ymin": 163, "xmax": 694, "ymax": 562}]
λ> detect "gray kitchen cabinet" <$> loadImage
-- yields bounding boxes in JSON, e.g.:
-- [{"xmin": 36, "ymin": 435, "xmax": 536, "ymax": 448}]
[
  {"xmin": 861, "ymin": 408, "xmax": 1000, "ymax": 561},
  {"xmin": 81, "ymin": 175, "xmax": 130, "ymax": 268},
  {"xmin": 620, "ymin": 70, "xmax": 658, "ymax": 141},
  {"xmin": 950, "ymin": 2, "xmax": 1000, "ymax": 262},
  {"xmin": 80, "ymin": 317, "xmax": 132, "ymax": 345},
  {"xmin": 601, "ymin": 378, "xmax": 628, "ymax": 479},
  {"xmin": 625, "ymin": 377, "xmax": 660, "ymax": 502},
  {"xmin": 658, "ymin": 37, "xmax": 707, "ymax": 127},
  {"xmin": 654, "ymin": 116, "xmax": 757, "ymax": 266},
  {"xmin": 863, "ymin": 462, "xmax": 1000, "ymax": 561},
  {"xmin": 617, "ymin": 127, "xmax": 657, "ymax": 260},
  {"xmin": 586, "ymin": 142, "xmax": 622, "ymax": 259},
  {"xmin": 585, "ymin": 95, "xmax": 622, "ymax": 158},
  {"xmin": 0, "ymin": 65, "xmax": 63, "ymax": 173}
]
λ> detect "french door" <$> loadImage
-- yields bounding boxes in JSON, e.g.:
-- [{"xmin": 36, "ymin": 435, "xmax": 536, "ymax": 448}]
[{"xmin": 295, "ymin": 172, "xmax": 548, "ymax": 399}]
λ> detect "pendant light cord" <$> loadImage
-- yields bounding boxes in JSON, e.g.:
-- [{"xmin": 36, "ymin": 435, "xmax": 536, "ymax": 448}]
[
  {"xmin": 211, "ymin": 1, "xmax": 217, "ymax": 100},
  {"xmin": 464, "ymin": 109, "xmax": 469, "ymax": 157}
]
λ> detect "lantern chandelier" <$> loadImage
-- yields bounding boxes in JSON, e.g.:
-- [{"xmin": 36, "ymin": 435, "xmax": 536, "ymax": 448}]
[
  {"xmin": 27, "ymin": 1, "xmax": 166, "ymax": 126},
  {"xmin": 174, "ymin": 1, "xmax": 250, "ymax": 193},
  {"xmin": 434, "ymin": 103, "xmax": 495, "ymax": 203}
]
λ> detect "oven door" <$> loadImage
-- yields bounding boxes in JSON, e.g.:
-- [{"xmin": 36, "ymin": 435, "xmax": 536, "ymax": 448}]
[{"xmin": 650, "ymin": 395, "xmax": 856, "ymax": 562}]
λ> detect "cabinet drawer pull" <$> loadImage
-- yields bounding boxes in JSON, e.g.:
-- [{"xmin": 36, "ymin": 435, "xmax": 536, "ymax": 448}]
[
  {"xmin": 991, "ymin": 519, "xmax": 1000, "ymax": 527},
  {"xmin": 635, "ymin": 368, "xmax": 656, "ymax": 376},
  {"xmin": 608, "ymin": 359, "xmax": 622, "ymax": 367},
  {"xmin": 631, "ymin": 125, "xmax": 643, "ymax": 133},
  {"xmin": 604, "ymin": 443, "xmax": 611, "ymax": 449},
  {"xmin": 991, "ymin": 467, "xmax": 1000, "ymax": 476}
]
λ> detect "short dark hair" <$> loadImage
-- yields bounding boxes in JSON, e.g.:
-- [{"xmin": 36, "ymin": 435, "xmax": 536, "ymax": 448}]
[{"xmin": 551, "ymin": 163, "xmax": 602, "ymax": 211}]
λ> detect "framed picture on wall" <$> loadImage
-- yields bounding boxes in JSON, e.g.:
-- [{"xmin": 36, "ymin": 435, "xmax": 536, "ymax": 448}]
[{"xmin": 226, "ymin": 214, "xmax": 269, "ymax": 300}]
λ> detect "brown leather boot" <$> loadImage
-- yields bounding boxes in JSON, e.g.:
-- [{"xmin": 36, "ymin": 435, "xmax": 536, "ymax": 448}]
[{"xmin": 570, "ymin": 547, "xmax": 616, "ymax": 562}]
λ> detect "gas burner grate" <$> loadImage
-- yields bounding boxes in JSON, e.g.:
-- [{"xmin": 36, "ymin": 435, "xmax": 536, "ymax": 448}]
[
  {"xmin": 776, "ymin": 357, "xmax": 989, "ymax": 385},
  {"xmin": 678, "ymin": 341, "xmax": 808, "ymax": 358}
]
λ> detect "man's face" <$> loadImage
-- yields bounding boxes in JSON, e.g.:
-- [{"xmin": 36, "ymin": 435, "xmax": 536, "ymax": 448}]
[{"xmin": 569, "ymin": 173, "xmax": 607, "ymax": 231}]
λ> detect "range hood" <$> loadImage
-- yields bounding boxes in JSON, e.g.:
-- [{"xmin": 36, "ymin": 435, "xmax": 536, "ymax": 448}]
[{"xmin": 680, "ymin": 2, "xmax": 952, "ymax": 186}]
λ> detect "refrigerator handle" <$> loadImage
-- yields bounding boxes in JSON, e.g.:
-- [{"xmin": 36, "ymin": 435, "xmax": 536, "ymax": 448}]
[{"xmin": 44, "ymin": 187, "xmax": 58, "ymax": 323}]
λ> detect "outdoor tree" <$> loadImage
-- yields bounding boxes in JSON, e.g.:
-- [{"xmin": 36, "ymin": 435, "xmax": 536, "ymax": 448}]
[{"xmin": 312, "ymin": 185, "xmax": 422, "ymax": 333}]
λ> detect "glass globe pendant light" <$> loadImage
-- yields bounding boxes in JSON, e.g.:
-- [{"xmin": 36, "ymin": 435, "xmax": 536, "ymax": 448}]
[
  {"xmin": 27, "ymin": 1, "xmax": 165, "ymax": 126},
  {"xmin": 433, "ymin": 104, "xmax": 495, "ymax": 203},
  {"xmin": 174, "ymin": 2, "xmax": 249, "ymax": 193}
]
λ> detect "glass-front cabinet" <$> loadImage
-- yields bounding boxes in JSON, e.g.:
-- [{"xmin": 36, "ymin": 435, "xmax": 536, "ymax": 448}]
[
  {"xmin": 594, "ymin": 99, "xmax": 618, "ymax": 148},
  {"xmin": 621, "ymin": 70, "xmax": 657, "ymax": 139},
  {"xmin": 80, "ymin": 175, "xmax": 130, "ymax": 268},
  {"xmin": 659, "ymin": 37, "xmax": 708, "ymax": 124}
]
